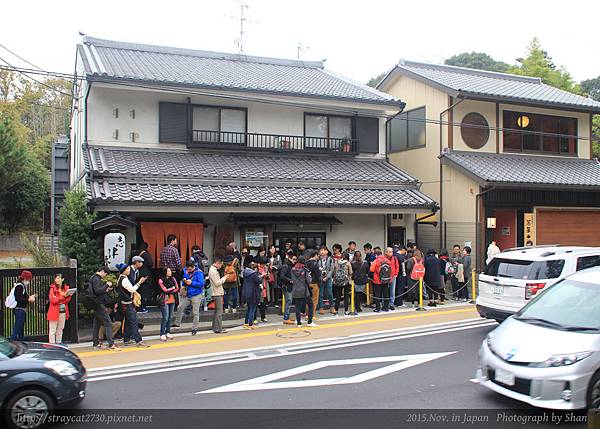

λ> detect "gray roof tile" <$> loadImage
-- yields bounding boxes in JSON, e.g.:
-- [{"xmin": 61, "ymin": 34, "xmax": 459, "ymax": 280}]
[
  {"xmin": 381, "ymin": 60, "xmax": 600, "ymax": 112},
  {"xmin": 78, "ymin": 37, "xmax": 398, "ymax": 106},
  {"xmin": 440, "ymin": 150, "xmax": 600, "ymax": 189}
]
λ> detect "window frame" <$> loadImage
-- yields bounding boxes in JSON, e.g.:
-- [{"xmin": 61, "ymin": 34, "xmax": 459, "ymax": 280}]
[
  {"xmin": 303, "ymin": 113, "xmax": 355, "ymax": 141},
  {"xmin": 386, "ymin": 105, "xmax": 427, "ymax": 153},
  {"xmin": 191, "ymin": 103, "xmax": 248, "ymax": 141},
  {"xmin": 460, "ymin": 112, "xmax": 490, "ymax": 149},
  {"xmin": 576, "ymin": 255, "xmax": 600, "ymax": 272},
  {"xmin": 502, "ymin": 110, "xmax": 578, "ymax": 156}
]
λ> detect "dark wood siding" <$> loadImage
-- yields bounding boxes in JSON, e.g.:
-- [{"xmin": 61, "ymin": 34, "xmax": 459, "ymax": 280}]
[
  {"xmin": 356, "ymin": 117, "xmax": 379, "ymax": 154},
  {"xmin": 159, "ymin": 102, "xmax": 188, "ymax": 143}
]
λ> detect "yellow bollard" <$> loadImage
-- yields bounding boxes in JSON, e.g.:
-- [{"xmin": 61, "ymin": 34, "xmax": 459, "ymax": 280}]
[
  {"xmin": 281, "ymin": 291, "xmax": 285, "ymax": 316},
  {"xmin": 470, "ymin": 269, "xmax": 477, "ymax": 304},
  {"xmin": 350, "ymin": 280, "xmax": 356, "ymax": 315},
  {"xmin": 416, "ymin": 277, "xmax": 426, "ymax": 311},
  {"xmin": 366, "ymin": 281, "xmax": 371, "ymax": 306}
]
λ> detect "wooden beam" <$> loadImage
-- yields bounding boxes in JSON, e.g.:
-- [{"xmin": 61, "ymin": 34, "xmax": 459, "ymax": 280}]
[{"xmin": 496, "ymin": 102, "xmax": 500, "ymax": 153}]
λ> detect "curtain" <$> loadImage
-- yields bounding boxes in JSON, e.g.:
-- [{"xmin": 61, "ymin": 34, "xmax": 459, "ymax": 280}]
[{"xmin": 140, "ymin": 222, "xmax": 204, "ymax": 268}]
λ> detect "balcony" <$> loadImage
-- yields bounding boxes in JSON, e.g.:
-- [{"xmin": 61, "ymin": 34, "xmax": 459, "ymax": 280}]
[{"xmin": 188, "ymin": 130, "xmax": 359, "ymax": 154}]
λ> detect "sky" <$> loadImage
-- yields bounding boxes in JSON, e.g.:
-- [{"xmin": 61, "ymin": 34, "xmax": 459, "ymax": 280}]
[{"xmin": 1, "ymin": 0, "xmax": 599, "ymax": 84}]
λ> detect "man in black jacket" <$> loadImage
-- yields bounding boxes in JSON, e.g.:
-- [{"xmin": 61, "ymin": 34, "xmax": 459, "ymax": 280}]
[
  {"xmin": 279, "ymin": 250, "xmax": 296, "ymax": 325},
  {"xmin": 305, "ymin": 251, "xmax": 321, "ymax": 319},
  {"xmin": 84, "ymin": 266, "xmax": 120, "ymax": 350}
]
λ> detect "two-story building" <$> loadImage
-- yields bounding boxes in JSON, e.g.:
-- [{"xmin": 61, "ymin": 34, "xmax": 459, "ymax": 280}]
[
  {"xmin": 378, "ymin": 60, "xmax": 600, "ymax": 268},
  {"xmin": 70, "ymin": 37, "xmax": 437, "ymax": 264}
]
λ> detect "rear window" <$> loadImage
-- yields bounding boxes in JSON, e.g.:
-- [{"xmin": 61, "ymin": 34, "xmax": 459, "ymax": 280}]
[{"xmin": 484, "ymin": 258, "xmax": 565, "ymax": 280}]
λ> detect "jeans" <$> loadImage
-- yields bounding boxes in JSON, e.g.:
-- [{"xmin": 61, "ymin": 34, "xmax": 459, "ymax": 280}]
[
  {"xmin": 175, "ymin": 294, "xmax": 204, "ymax": 329},
  {"xmin": 334, "ymin": 284, "xmax": 351, "ymax": 312},
  {"xmin": 389, "ymin": 276, "xmax": 397, "ymax": 308},
  {"xmin": 294, "ymin": 297, "xmax": 313, "ymax": 325},
  {"xmin": 11, "ymin": 308, "xmax": 26, "ymax": 341},
  {"xmin": 224, "ymin": 287, "xmax": 238, "ymax": 309},
  {"xmin": 283, "ymin": 288, "xmax": 293, "ymax": 320},
  {"xmin": 450, "ymin": 276, "xmax": 460, "ymax": 298},
  {"xmin": 92, "ymin": 305, "xmax": 115, "ymax": 346},
  {"xmin": 122, "ymin": 303, "xmax": 142, "ymax": 343},
  {"xmin": 160, "ymin": 303, "xmax": 175, "ymax": 335},
  {"xmin": 395, "ymin": 277, "xmax": 407, "ymax": 306},
  {"xmin": 319, "ymin": 279, "xmax": 334, "ymax": 309},
  {"xmin": 245, "ymin": 304, "xmax": 257, "ymax": 326}
]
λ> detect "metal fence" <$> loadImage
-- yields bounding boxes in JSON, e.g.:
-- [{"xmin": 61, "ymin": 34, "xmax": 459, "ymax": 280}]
[{"xmin": 0, "ymin": 267, "xmax": 78, "ymax": 343}]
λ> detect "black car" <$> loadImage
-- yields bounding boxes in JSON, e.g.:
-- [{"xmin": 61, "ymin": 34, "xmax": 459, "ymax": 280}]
[{"xmin": 0, "ymin": 337, "xmax": 86, "ymax": 428}]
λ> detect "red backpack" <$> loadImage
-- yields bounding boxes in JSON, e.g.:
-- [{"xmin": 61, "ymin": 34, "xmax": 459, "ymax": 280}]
[{"xmin": 410, "ymin": 257, "xmax": 425, "ymax": 280}]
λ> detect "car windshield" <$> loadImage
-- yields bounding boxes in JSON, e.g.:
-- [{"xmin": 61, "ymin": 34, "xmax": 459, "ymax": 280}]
[
  {"xmin": 485, "ymin": 258, "xmax": 564, "ymax": 280},
  {"xmin": 0, "ymin": 337, "xmax": 18, "ymax": 359},
  {"xmin": 515, "ymin": 279, "xmax": 600, "ymax": 332}
]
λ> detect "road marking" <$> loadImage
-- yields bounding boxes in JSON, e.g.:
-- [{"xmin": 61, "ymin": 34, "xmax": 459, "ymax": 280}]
[
  {"xmin": 470, "ymin": 378, "xmax": 480, "ymax": 384},
  {"xmin": 78, "ymin": 307, "xmax": 476, "ymax": 358},
  {"xmin": 86, "ymin": 320, "xmax": 495, "ymax": 382},
  {"xmin": 199, "ymin": 352, "xmax": 456, "ymax": 393}
]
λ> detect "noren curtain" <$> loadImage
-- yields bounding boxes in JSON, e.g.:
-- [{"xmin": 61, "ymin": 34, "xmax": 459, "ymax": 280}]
[{"xmin": 139, "ymin": 222, "xmax": 204, "ymax": 268}]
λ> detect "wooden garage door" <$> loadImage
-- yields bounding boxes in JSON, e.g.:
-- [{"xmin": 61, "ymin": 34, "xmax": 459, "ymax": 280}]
[{"xmin": 536, "ymin": 209, "xmax": 600, "ymax": 246}]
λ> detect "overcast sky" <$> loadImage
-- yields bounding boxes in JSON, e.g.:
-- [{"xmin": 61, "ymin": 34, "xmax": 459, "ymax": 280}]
[{"xmin": 1, "ymin": 0, "xmax": 599, "ymax": 84}]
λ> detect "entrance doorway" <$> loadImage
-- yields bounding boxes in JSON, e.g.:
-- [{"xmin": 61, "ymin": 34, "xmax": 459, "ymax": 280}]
[
  {"xmin": 273, "ymin": 232, "xmax": 326, "ymax": 252},
  {"xmin": 492, "ymin": 209, "xmax": 516, "ymax": 251},
  {"xmin": 387, "ymin": 227, "xmax": 406, "ymax": 247}
]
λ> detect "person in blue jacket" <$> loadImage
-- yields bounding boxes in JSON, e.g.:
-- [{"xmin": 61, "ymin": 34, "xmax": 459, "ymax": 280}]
[
  {"xmin": 172, "ymin": 261, "xmax": 205, "ymax": 335},
  {"xmin": 242, "ymin": 262, "xmax": 264, "ymax": 330}
]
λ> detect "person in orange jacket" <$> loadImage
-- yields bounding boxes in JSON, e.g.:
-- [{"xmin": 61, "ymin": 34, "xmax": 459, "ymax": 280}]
[
  {"xmin": 370, "ymin": 247, "xmax": 399, "ymax": 312},
  {"xmin": 47, "ymin": 274, "xmax": 72, "ymax": 344}
]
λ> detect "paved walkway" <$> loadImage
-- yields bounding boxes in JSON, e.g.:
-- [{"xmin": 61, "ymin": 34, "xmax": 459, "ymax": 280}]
[{"xmin": 75, "ymin": 303, "xmax": 480, "ymax": 369}]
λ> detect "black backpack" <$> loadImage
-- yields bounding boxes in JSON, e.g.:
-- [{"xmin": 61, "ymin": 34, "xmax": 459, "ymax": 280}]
[{"xmin": 379, "ymin": 260, "xmax": 392, "ymax": 283}]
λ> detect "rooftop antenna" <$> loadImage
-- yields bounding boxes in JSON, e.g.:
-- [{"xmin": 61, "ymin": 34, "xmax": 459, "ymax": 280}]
[
  {"xmin": 297, "ymin": 42, "xmax": 310, "ymax": 60},
  {"xmin": 226, "ymin": 0, "xmax": 258, "ymax": 54}
]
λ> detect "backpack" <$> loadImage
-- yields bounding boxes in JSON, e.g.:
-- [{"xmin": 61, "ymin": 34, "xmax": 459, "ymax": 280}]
[
  {"xmin": 410, "ymin": 257, "xmax": 426, "ymax": 281},
  {"xmin": 445, "ymin": 261, "xmax": 455, "ymax": 275},
  {"xmin": 224, "ymin": 262, "xmax": 238, "ymax": 283},
  {"xmin": 4, "ymin": 283, "xmax": 19, "ymax": 309},
  {"xmin": 378, "ymin": 259, "xmax": 392, "ymax": 283},
  {"xmin": 334, "ymin": 261, "xmax": 349, "ymax": 286}
]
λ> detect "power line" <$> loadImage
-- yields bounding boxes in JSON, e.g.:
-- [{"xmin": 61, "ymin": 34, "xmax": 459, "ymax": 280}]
[
  {"xmin": 0, "ymin": 56, "xmax": 73, "ymax": 97},
  {"xmin": 0, "ymin": 42, "xmax": 44, "ymax": 71}
]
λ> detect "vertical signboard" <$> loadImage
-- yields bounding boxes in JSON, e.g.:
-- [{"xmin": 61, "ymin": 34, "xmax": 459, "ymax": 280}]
[{"xmin": 524, "ymin": 213, "xmax": 536, "ymax": 245}]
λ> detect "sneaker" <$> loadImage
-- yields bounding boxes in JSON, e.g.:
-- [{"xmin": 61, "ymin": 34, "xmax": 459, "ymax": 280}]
[
  {"xmin": 225, "ymin": 308, "xmax": 231, "ymax": 314},
  {"xmin": 160, "ymin": 335, "xmax": 167, "ymax": 341},
  {"xmin": 373, "ymin": 309, "xmax": 381, "ymax": 313},
  {"xmin": 136, "ymin": 342, "xmax": 150, "ymax": 348},
  {"xmin": 108, "ymin": 344, "xmax": 121, "ymax": 351},
  {"xmin": 122, "ymin": 340, "xmax": 134, "ymax": 346},
  {"xmin": 307, "ymin": 322, "xmax": 319, "ymax": 327},
  {"xmin": 318, "ymin": 309, "xmax": 325, "ymax": 315},
  {"xmin": 261, "ymin": 318, "xmax": 268, "ymax": 323},
  {"xmin": 214, "ymin": 329, "xmax": 227, "ymax": 334},
  {"xmin": 170, "ymin": 323, "xmax": 180, "ymax": 328},
  {"xmin": 283, "ymin": 320, "xmax": 295, "ymax": 325},
  {"xmin": 191, "ymin": 329, "xmax": 198, "ymax": 336},
  {"xmin": 166, "ymin": 333, "xmax": 174, "ymax": 340},
  {"xmin": 390, "ymin": 306, "xmax": 396, "ymax": 311},
  {"xmin": 344, "ymin": 311, "xmax": 350, "ymax": 316},
  {"xmin": 297, "ymin": 324, "xmax": 303, "ymax": 328},
  {"xmin": 137, "ymin": 308, "xmax": 149, "ymax": 314},
  {"xmin": 93, "ymin": 343, "xmax": 103, "ymax": 350}
]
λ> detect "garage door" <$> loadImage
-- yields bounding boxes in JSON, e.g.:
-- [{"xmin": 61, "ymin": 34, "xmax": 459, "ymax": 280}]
[{"xmin": 536, "ymin": 209, "xmax": 600, "ymax": 246}]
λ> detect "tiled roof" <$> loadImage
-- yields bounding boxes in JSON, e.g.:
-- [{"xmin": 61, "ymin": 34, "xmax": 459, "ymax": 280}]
[
  {"xmin": 78, "ymin": 37, "xmax": 398, "ymax": 106},
  {"xmin": 86, "ymin": 146, "xmax": 436, "ymax": 210},
  {"xmin": 440, "ymin": 150, "xmax": 600, "ymax": 189},
  {"xmin": 379, "ymin": 60, "xmax": 600, "ymax": 112}
]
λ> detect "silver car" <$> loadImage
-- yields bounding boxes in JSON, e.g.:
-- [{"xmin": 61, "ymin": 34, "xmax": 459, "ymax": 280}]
[{"xmin": 476, "ymin": 266, "xmax": 600, "ymax": 409}]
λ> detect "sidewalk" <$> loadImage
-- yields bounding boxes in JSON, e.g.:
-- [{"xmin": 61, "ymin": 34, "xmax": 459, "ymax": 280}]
[{"xmin": 75, "ymin": 302, "xmax": 481, "ymax": 369}]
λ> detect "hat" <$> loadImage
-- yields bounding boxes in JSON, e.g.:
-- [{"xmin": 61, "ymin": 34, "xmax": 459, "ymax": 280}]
[
  {"xmin": 132, "ymin": 256, "xmax": 144, "ymax": 263},
  {"xmin": 223, "ymin": 255, "xmax": 234, "ymax": 264},
  {"xmin": 116, "ymin": 263, "xmax": 129, "ymax": 273},
  {"xmin": 427, "ymin": 248, "xmax": 436, "ymax": 255},
  {"xmin": 20, "ymin": 270, "xmax": 32, "ymax": 281}
]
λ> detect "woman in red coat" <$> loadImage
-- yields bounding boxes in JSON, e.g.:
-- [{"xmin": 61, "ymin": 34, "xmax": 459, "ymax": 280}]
[{"xmin": 47, "ymin": 274, "xmax": 72, "ymax": 344}]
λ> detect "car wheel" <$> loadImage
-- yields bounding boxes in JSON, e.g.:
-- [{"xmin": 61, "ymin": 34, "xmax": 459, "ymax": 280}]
[
  {"xmin": 587, "ymin": 371, "xmax": 600, "ymax": 409},
  {"xmin": 4, "ymin": 388, "xmax": 54, "ymax": 429}
]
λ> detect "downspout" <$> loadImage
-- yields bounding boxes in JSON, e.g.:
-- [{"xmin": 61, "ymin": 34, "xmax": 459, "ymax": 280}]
[
  {"xmin": 438, "ymin": 97, "xmax": 464, "ymax": 248},
  {"xmin": 475, "ymin": 186, "xmax": 496, "ymax": 272}
]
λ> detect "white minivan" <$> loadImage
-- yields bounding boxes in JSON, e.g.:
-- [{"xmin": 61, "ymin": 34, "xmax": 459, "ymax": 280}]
[{"xmin": 476, "ymin": 246, "xmax": 600, "ymax": 322}]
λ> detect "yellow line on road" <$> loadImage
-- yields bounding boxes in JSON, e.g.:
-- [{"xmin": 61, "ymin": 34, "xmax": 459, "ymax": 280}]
[{"xmin": 78, "ymin": 307, "xmax": 475, "ymax": 358}]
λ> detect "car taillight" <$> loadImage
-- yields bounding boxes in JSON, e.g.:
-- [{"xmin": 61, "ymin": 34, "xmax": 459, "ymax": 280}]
[{"xmin": 525, "ymin": 282, "xmax": 546, "ymax": 299}]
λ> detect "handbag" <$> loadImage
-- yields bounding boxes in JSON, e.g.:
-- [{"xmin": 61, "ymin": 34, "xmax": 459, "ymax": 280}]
[
  {"xmin": 224, "ymin": 263, "xmax": 238, "ymax": 282},
  {"xmin": 133, "ymin": 291, "xmax": 142, "ymax": 307}
]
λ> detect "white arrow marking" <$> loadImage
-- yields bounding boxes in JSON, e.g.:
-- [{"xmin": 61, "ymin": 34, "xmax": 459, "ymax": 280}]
[{"xmin": 198, "ymin": 352, "xmax": 456, "ymax": 394}]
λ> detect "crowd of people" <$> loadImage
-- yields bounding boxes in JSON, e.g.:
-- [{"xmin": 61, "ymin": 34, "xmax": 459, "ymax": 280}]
[{"xmin": 5, "ymin": 233, "xmax": 475, "ymax": 350}]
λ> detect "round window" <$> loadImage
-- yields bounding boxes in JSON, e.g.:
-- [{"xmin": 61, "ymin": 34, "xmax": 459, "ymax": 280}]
[{"xmin": 460, "ymin": 112, "xmax": 490, "ymax": 149}]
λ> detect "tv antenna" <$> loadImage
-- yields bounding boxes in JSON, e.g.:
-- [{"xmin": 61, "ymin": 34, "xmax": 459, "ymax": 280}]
[
  {"xmin": 297, "ymin": 42, "xmax": 311, "ymax": 60},
  {"xmin": 226, "ymin": 0, "xmax": 258, "ymax": 54}
]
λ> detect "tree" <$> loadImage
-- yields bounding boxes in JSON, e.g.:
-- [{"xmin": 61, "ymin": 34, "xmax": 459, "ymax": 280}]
[
  {"xmin": 58, "ymin": 190, "xmax": 101, "ymax": 288},
  {"xmin": 581, "ymin": 77, "xmax": 600, "ymax": 102},
  {"xmin": 444, "ymin": 52, "xmax": 510, "ymax": 72},
  {"xmin": 508, "ymin": 38, "xmax": 578, "ymax": 92},
  {"xmin": 367, "ymin": 72, "xmax": 387, "ymax": 88}
]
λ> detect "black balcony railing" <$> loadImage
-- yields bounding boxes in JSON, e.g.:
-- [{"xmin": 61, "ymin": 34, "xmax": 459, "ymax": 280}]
[{"xmin": 189, "ymin": 130, "xmax": 359, "ymax": 154}]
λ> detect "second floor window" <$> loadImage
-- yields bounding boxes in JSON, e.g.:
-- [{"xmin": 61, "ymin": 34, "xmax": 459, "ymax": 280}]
[
  {"xmin": 503, "ymin": 110, "xmax": 577, "ymax": 155},
  {"xmin": 387, "ymin": 106, "xmax": 426, "ymax": 152},
  {"xmin": 304, "ymin": 114, "xmax": 352, "ymax": 149},
  {"xmin": 193, "ymin": 106, "xmax": 246, "ymax": 143}
]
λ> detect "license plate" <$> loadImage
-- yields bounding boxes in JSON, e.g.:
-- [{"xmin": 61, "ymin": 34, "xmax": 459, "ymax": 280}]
[
  {"xmin": 495, "ymin": 368, "xmax": 515, "ymax": 386},
  {"xmin": 493, "ymin": 285, "xmax": 503, "ymax": 295}
]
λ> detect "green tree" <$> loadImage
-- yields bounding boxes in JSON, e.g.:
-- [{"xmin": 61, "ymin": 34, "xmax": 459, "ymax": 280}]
[
  {"xmin": 444, "ymin": 52, "xmax": 510, "ymax": 72},
  {"xmin": 367, "ymin": 72, "xmax": 387, "ymax": 88},
  {"xmin": 508, "ymin": 38, "xmax": 578, "ymax": 92},
  {"xmin": 59, "ymin": 190, "xmax": 101, "ymax": 287},
  {"xmin": 581, "ymin": 77, "xmax": 600, "ymax": 102}
]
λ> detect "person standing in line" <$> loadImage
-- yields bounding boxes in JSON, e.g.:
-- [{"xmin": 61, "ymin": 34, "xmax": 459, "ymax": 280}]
[
  {"xmin": 394, "ymin": 246, "xmax": 408, "ymax": 308},
  {"xmin": 305, "ymin": 251, "xmax": 321, "ymax": 319},
  {"xmin": 47, "ymin": 274, "xmax": 72, "ymax": 345},
  {"xmin": 172, "ymin": 261, "xmax": 206, "ymax": 335},
  {"xmin": 279, "ymin": 240, "xmax": 293, "ymax": 260},
  {"xmin": 137, "ymin": 242, "xmax": 154, "ymax": 314},
  {"xmin": 291, "ymin": 257, "xmax": 317, "ymax": 327},
  {"xmin": 344, "ymin": 241, "xmax": 357, "ymax": 262},
  {"xmin": 117, "ymin": 264, "xmax": 149, "ymax": 348},
  {"xmin": 363, "ymin": 243, "xmax": 376, "ymax": 264},
  {"xmin": 242, "ymin": 262, "xmax": 262, "ymax": 330},
  {"xmin": 438, "ymin": 249, "xmax": 450, "ymax": 304},
  {"xmin": 279, "ymin": 251, "xmax": 296, "ymax": 325},
  {"xmin": 222, "ymin": 255, "xmax": 240, "ymax": 313},
  {"xmin": 424, "ymin": 249, "xmax": 442, "ymax": 307},
  {"xmin": 208, "ymin": 256, "xmax": 229, "ymax": 334},
  {"xmin": 318, "ymin": 246, "xmax": 334, "ymax": 315},
  {"xmin": 157, "ymin": 267, "xmax": 179, "ymax": 341},
  {"xmin": 256, "ymin": 257, "xmax": 270, "ymax": 323},
  {"xmin": 448, "ymin": 244, "xmax": 463, "ymax": 300},
  {"xmin": 351, "ymin": 251, "xmax": 369, "ymax": 313},
  {"xmin": 189, "ymin": 245, "xmax": 209, "ymax": 274},
  {"xmin": 333, "ymin": 251, "xmax": 353, "ymax": 316},
  {"xmin": 405, "ymin": 250, "xmax": 426, "ymax": 306},
  {"xmin": 82, "ymin": 267, "xmax": 120, "ymax": 351},
  {"xmin": 129, "ymin": 256, "xmax": 148, "ymax": 314},
  {"xmin": 460, "ymin": 246, "xmax": 473, "ymax": 301},
  {"xmin": 370, "ymin": 247, "xmax": 398, "ymax": 312},
  {"xmin": 267, "ymin": 245, "xmax": 282, "ymax": 305},
  {"xmin": 10, "ymin": 271, "xmax": 36, "ymax": 341},
  {"xmin": 160, "ymin": 234, "xmax": 182, "ymax": 276}
]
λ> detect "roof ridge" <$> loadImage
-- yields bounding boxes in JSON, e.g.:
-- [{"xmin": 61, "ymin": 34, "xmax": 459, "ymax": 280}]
[
  {"xmin": 83, "ymin": 36, "xmax": 324, "ymax": 69},
  {"xmin": 321, "ymin": 69, "xmax": 397, "ymax": 102},
  {"xmin": 448, "ymin": 150, "xmax": 597, "ymax": 163},
  {"xmin": 398, "ymin": 59, "xmax": 541, "ymax": 84}
]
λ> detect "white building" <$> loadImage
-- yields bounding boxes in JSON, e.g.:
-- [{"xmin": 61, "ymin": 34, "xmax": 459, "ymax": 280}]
[{"xmin": 71, "ymin": 36, "xmax": 437, "ymax": 263}]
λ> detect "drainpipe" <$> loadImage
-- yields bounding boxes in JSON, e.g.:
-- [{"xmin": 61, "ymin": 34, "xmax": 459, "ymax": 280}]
[
  {"xmin": 84, "ymin": 82, "xmax": 92, "ymax": 149},
  {"xmin": 438, "ymin": 98, "xmax": 464, "ymax": 248},
  {"xmin": 475, "ymin": 186, "xmax": 496, "ymax": 272}
]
